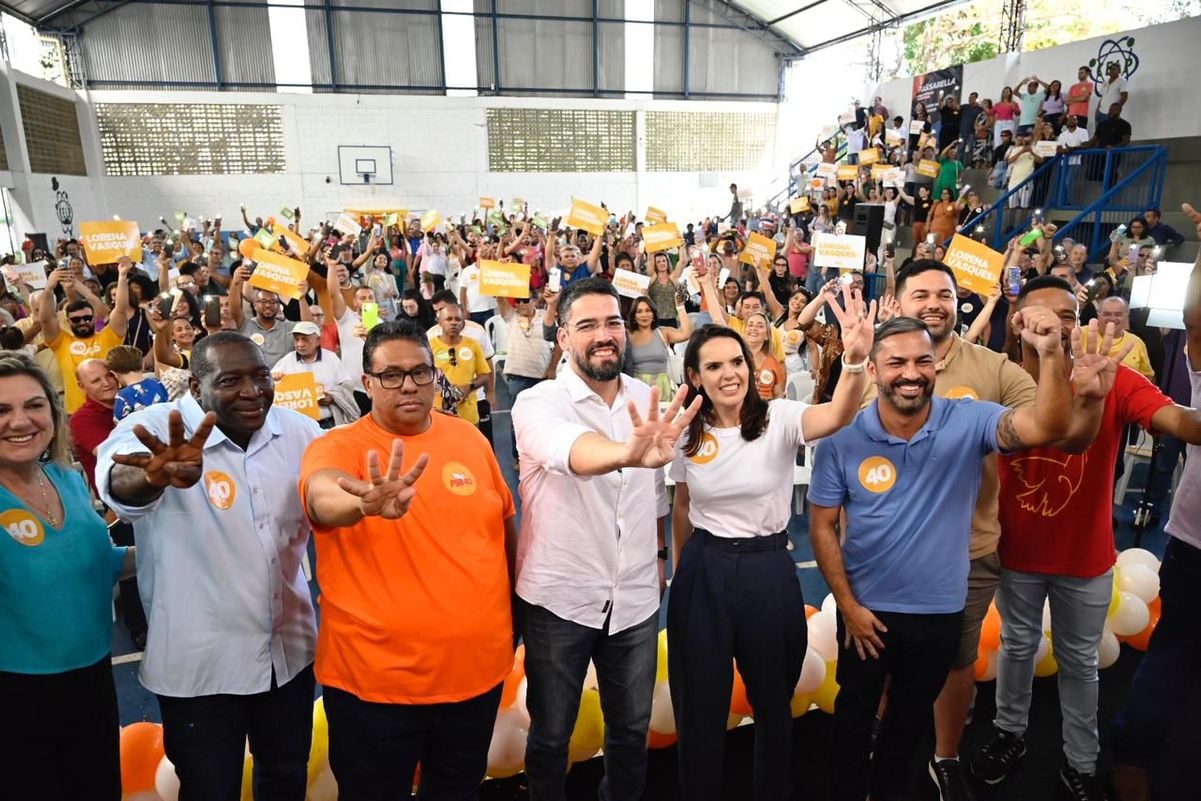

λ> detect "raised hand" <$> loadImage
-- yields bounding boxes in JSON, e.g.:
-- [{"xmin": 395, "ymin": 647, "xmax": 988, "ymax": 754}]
[
  {"xmin": 336, "ymin": 439, "xmax": 430, "ymax": 520},
  {"xmin": 876, "ymin": 292, "xmax": 900, "ymax": 322},
  {"xmin": 826, "ymin": 283, "xmax": 878, "ymax": 365},
  {"xmin": 1012, "ymin": 304, "xmax": 1063, "ymax": 357},
  {"xmin": 621, "ymin": 385, "xmax": 703, "ymax": 469},
  {"xmin": 1184, "ymin": 202, "xmax": 1201, "ymax": 239},
  {"xmin": 111, "ymin": 410, "xmax": 217, "ymax": 489},
  {"xmin": 1070, "ymin": 320, "xmax": 1133, "ymax": 401}
]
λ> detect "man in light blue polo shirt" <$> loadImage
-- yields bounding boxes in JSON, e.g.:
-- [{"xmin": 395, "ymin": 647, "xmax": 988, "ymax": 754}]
[{"xmin": 808, "ymin": 314, "xmax": 1074, "ymax": 801}]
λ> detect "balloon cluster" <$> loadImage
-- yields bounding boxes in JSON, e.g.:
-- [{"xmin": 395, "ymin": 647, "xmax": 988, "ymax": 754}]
[
  {"xmin": 118, "ymin": 699, "xmax": 341, "ymax": 801},
  {"xmin": 973, "ymin": 547, "xmax": 1163, "ymax": 681}
]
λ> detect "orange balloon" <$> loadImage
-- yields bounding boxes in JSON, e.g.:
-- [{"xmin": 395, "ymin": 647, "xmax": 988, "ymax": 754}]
[
  {"xmin": 1124, "ymin": 606, "xmax": 1161, "ymax": 652},
  {"xmin": 648, "ymin": 729, "xmax": 678, "ymax": 749},
  {"xmin": 730, "ymin": 666, "xmax": 753, "ymax": 717},
  {"xmin": 119, "ymin": 722, "xmax": 165, "ymax": 793},
  {"xmin": 804, "ymin": 605, "xmax": 819, "ymax": 619},
  {"xmin": 980, "ymin": 601, "xmax": 1002, "ymax": 653},
  {"xmin": 500, "ymin": 658, "xmax": 525, "ymax": 709},
  {"xmin": 238, "ymin": 238, "xmax": 260, "ymax": 259},
  {"xmin": 1148, "ymin": 596, "xmax": 1162, "ymax": 617},
  {"xmin": 266, "ymin": 216, "xmax": 276, "ymax": 228}
]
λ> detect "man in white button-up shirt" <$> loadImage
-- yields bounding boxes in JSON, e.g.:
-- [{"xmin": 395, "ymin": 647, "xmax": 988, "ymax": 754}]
[
  {"xmin": 97, "ymin": 331, "xmax": 321, "ymax": 801},
  {"xmin": 513, "ymin": 278, "xmax": 699, "ymax": 801}
]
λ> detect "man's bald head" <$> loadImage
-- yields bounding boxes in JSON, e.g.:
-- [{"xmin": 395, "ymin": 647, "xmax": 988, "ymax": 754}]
[
  {"xmin": 76, "ymin": 358, "xmax": 119, "ymax": 406},
  {"xmin": 1098, "ymin": 296, "xmax": 1130, "ymax": 336}
]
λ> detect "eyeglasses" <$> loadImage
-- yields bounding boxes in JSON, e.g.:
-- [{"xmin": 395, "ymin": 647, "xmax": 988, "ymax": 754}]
[
  {"xmin": 68, "ymin": 315, "xmax": 94, "ymax": 324},
  {"xmin": 367, "ymin": 366, "xmax": 435, "ymax": 388}
]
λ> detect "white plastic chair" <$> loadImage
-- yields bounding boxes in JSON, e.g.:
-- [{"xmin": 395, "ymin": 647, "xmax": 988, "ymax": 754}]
[{"xmin": 485, "ymin": 314, "xmax": 509, "ymax": 374}]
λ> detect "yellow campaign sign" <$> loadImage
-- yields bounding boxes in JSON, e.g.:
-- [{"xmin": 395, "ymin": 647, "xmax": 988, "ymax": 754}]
[
  {"xmin": 247, "ymin": 249, "xmax": 310, "ymax": 301},
  {"xmin": 478, "ymin": 259, "xmax": 531, "ymax": 298},
  {"xmin": 271, "ymin": 222, "xmax": 310, "ymax": 257},
  {"xmin": 565, "ymin": 198, "xmax": 606, "ymax": 236},
  {"xmin": 837, "ymin": 165, "xmax": 859, "ymax": 181},
  {"xmin": 917, "ymin": 159, "xmax": 940, "ymax": 178},
  {"xmin": 645, "ymin": 206, "xmax": 667, "ymax": 225},
  {"xmin": 273, "ymin": 372, "xmax": 320, "ymax": 420},
  {"xmin": 789, "ymin": 196, "xmax": 810, "ymax": 214},
  {"xmin": 79, "ymin": 220, "xmax": 140, "ymax": 264},
  {"xmin": 480, "ymin": 196, "xmax": 496, "ymax": 209},
  {"xmin": 643, "ymin": 222, "xmax": 683, "ymax": 253},
  {"xmin": 421, "ymin": 209, "xmax": 443, "ymax": 233},
  {"xmin": 512, "ymin": 197, "xmax": 525, "ymax": 208},
  {"xmin": 859, "ymin": 148, "xmax": 880, "ymax": 165},
  {"xmin": 871, "ymin": 163, "xmax": 891, "ymax": 180},
  {"xmin": 944, "ymin": 234, "xmax": 1005, "ymax": 296},
  {"xmin": 739, "ymin": 232, "xmax": 777, "ymax": 268}
]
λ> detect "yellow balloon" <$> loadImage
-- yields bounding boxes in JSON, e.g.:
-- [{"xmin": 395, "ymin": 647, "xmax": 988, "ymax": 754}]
[
  {"xmin": 309, "ymin": 697, "xmax": 329, "ymax": 784},
  {"xmin": 656, "ymin": 629, "xmax": 669, "ymax": 683},
  {"xmin": 569, "ymin": 689, "xmax": 605, "ymax": 763},
  {"xmin": 813, "ymin": 661, "xmax": 840, "ymax": 714},
  {"xmin": 790, "ymin": 693, "xmax": 813, "ymax": 718},
  {"xmin": 240, "ymin": 753, "xmax": 254, "ymax": 801},
  {"xmin": 1034, "ymin": 641, "xmax": 1058, "ymax": 677},
  {"xmin": 1108, "ymin": 581, "xmax": 1120, "ymax": 618}
]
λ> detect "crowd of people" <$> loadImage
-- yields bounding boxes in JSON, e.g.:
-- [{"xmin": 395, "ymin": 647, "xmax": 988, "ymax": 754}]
[{"xmin": 0, "ymin": 168, "xmax": 1197, "ymax": 801}]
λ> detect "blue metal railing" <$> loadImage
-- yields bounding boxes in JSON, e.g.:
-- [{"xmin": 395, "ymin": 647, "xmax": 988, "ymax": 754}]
[{"xmin": 956, "ymin": 145, "xmax": 1167, "ymax": 258}]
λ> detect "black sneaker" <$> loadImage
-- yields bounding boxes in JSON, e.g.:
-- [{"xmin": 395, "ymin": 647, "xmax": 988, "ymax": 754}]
[
  {"xmin": 929, "ymin": 757, "xmax": 977, "ymax": 801},
  {"xmin": 1060, "ymin": 765, "xmax": 1109, "ymax": 801},
  {"xmin": 969, "ymin": 727, "xmax": 1026, "ymax": 785}
]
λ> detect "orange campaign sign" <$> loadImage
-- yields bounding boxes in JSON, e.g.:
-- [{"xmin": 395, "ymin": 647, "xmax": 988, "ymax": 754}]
[
  {"xmin": 643, "ymin": 222, "xmax": 683, "ymax": 253},
  {"xmin": 79, "ymin": 221, "xmax": 140, "ymax": 264},
  {"xmin": 837, "ymin": 165, "xmax": 859, "ymax": 181},
  {"xmin": 248, "ymin": 249, "xmax": 310, "ymax": 301},
  {"xmin": 739, "ymin": 231, "xmax": 777, "ymax": 268},
  {"xmin": 943, "ymin": 234, "xmax": 1005, "ymax": 296},
  {"xmin": 478, "ymin": 259, "xmax": 531, "ymax": 298},
  {"xmin": 917, "ymin": 159, "xmax": 941, "ymax": 178},
  {"xmin": 480, "ymin": 196, "xmax": 496, "ymax": 209},
  {"xmin": 645, "ymin": 206, "xmax": 667, "ymax": 225},
  {"xmin": 271, "ymin": 222, "xmax": 310, "ymax": 256},
  {"xmin": 859, "ymin": 148, "xmax": 881, "ymax": 165},
  {"xmin": 272, "ymin": 372, "xmax": 320, "ymax": 420},
  {"xmin": 871, "ymin": 163, "xmax": 892, "ymax": 180},
  {"xmin": 565, "ymin": 198, "xmax": 607, "ymax": 236},
  {"xmin": 789, "ymin": 196, "xmax": 810, "ymax": 214}
]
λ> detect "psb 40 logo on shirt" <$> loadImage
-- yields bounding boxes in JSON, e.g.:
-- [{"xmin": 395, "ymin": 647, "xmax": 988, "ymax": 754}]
[
  {"xmin": 442, "ymin": 462, "xmax": 477, "ymax": 496},
  {"xmin": 204, "ymin": 471, "xmax": 237, "ymax": 510},
  {"xmin": 689, "ymin": 433, "xmax": 719, "ymax": 465},
  {"xmin": 2, "ymin": 510, "xmax": 45, "ymax": 546},
  {"xmin": 857, "ymin": 456, "xmax": 896, "ymax": 493}
]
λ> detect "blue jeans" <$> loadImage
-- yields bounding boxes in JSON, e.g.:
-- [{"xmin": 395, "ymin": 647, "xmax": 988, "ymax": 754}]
[
  {"xmin": 995, "ymin": 568, "xmax": 1112, "ymax": 773},
  {"xmin": 520, "ymin": 601, "xmax": 657, "ymax": 801},
  {"xmin": 1111, "ymin": 537, "xmax": 1201, "ymax": 768}
]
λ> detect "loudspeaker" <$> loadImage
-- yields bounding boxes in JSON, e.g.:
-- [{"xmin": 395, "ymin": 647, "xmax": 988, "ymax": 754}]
[{"xmin": 851, "ymin": 203, "xmax": 885, "ymax": 254}]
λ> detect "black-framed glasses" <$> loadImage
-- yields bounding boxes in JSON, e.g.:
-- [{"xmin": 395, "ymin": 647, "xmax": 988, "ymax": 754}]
[{"xmin": 367, "ymin": 366, "xmax": 435, "ymax": 388}]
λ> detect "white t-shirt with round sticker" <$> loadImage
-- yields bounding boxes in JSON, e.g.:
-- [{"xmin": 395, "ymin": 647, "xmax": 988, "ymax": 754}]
[{"xmin": 669, "ymin": 398, "xmax": 810, "ymax": 538}]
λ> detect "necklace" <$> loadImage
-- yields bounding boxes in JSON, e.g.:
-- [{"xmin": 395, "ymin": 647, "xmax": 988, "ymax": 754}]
[{"xmin": 3, "ymin": 467, "xmax": 62, "ymax": 528}]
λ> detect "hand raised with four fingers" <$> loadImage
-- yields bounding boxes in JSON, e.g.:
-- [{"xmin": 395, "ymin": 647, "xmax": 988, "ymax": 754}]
[
  {"xmin": 337, "ymin": 438, "xmax": 430, "ymax": 520},
  {"xmin": 826, "ymin": 282, "xmax": 878, "ymax": 365},
  {"xmin": 1070, "ymin": 319, "xmax": 1133, "ymax": 402},
  {"xmin": 622, "ymin": 385, "xmax": 703, "ymax": 470},
  {"xmin": 112, "ymin": 410, "xmax": 217, "ymax": 489}
]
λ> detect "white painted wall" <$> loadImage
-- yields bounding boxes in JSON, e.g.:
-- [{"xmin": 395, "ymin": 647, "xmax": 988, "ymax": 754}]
[
  {"xmin": 868, "ymin": 16, "xmax": 1201, "ymax": 143},
  {"xmin": 3, "ymin": 86, "xmax": 785, "ymax": 245}
]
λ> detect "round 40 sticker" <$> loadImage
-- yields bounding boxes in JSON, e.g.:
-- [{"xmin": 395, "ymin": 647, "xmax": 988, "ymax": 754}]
[
  {"xmin": 203, "ymin": 471, "xmax": 237, "ymax": 510},
  {"xmin": 689, "ymin": 433, "xmax": 720, "ymax": 465},
  {"xmin": 1, "ymin": 509, "xmax": 45, "ymax": 546},
  {"xmin": 857, "ymin": 456, "xmax": 897, "ymax": 493}
]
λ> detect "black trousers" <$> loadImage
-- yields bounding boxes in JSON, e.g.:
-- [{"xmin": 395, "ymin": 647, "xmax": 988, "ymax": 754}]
[
  {"xmin": 0, "ymin": 655, "xmax": 120, "ymax": 801},
  {"xmin": 832, "ymin": 609, "xmax": 962, "ymax": 801},
  {"xmin": 477, "ymin": 397, "xmax": 494, "ymax": 447},
  {"xmin": 323, "ymin": 682, "xmax": 502, "ymax": 801},
  {"xmin": 157, "ymin": 664, "xmax": 315, "ymax": 801},
  {"xmin": 668, "ymin": 531, "xmax": 807, "ymax": 801},
  {"xmin": 110, "ymin": 520, "xmax": 147, "ymax": 639}
]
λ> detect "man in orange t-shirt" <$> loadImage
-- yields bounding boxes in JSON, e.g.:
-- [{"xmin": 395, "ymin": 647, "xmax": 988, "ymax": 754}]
[{"xmin": 300, "ymin": 318, "xmax": 517, "ymax": 798}]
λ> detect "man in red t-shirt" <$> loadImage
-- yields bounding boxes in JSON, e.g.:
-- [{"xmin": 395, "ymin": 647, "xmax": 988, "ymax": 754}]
[{"xmin": 970, "ymin": 276, "xmax": 1201, "ymax": 801}]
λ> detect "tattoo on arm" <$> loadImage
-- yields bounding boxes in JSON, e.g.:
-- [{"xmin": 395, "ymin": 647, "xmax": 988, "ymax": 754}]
[{"xmin": 996, "ymin": 409, "xmax": 1026, "ymax": 452}]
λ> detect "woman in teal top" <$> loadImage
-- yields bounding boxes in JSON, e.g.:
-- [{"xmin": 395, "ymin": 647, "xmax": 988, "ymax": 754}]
[{"xmin": 0, "ymin": 352, "xmax": 133, "ymax": 801}]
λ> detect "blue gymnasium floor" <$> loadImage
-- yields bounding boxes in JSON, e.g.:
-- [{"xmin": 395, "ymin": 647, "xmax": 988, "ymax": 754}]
[{"xmin": 111, "ymin": 382, "xmax": 1193, "ymax": 800}]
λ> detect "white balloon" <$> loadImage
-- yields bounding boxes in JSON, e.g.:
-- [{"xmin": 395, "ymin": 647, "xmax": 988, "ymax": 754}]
[
  {"xmin": 1116, "ymin": 548, "xmax": 1160, "ymax": 573},
  {"xmin": 154, "ymin": 755, "xmax": 180, "ymax": 801},
  {"xmin": 125, "ymin": 793, "xmax": 162, "ymax": 801},
  {"xmin": 1109, "ymin": 591, "xmax": 1151, "ymax": 636},
  {"xmin": 487, "ymin": 709, "xmax": 528, "ymax": 775},
  {"xmin": 1098, "ymin": 629, "xmax": 1120, "ymax": 669},
  {"xmin": 821, "ymin": 593, "xmax": 837, "ymax": 615},
  {"xmin": 1117, "ymin": 564, "xmax": 1161, "ymax": 604},
  {"xmin": 807, "ymin": 611, "xmax": 838, "ymax": 661},
  {"xmin": 514, "ymin": 677, "xmax": 529, "ymax": 721},
  {"xmin": 583, "ymin": 660, "xmax": 599, "ymax": 691},
  {"xmin": 308, "ymin": 766, "xmax": 339, "ymax": 801},
  {"xmin": 795, "ymin": 648, "xmax": 826, "ymax": 695},
  {"xmin": 649, "ymin": 680, "xmax": 676, "ymax": 734},
  {"xmin": 1035, "ymin": 634, "xmax": 1051, "ymax": 664},
  {"xmin": 1041, "ymin": 599, "xmax": 1052, "ymax": 634}
]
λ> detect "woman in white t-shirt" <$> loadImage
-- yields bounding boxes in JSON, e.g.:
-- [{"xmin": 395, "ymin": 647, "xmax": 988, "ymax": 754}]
[{"xmin": 666, "ymin": 285, "xmax": 876, "ymax": 801}]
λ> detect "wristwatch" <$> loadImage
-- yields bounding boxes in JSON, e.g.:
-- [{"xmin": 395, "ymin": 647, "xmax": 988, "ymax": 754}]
[{"xmin": 656, "ymin": 548, "xmax": 668, "ymax": 561}]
